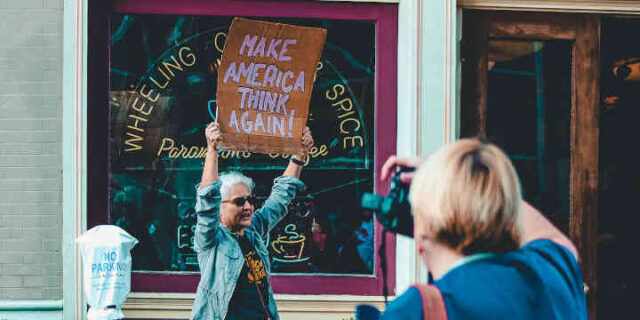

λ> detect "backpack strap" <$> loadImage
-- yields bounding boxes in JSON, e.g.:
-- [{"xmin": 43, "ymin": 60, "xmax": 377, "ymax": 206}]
[{"xmin": 412, "ymin": 284, "xmax": 448, "ymax": 320}]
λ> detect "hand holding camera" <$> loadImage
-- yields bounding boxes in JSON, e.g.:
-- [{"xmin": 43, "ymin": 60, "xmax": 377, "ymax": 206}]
[
  {"xmin": 361, "ymin": 155, "xmax": 424, "ymax": 237},
  {"xmin": 380, "ymin": 156, "xmax": 425, "ymax": 183}
]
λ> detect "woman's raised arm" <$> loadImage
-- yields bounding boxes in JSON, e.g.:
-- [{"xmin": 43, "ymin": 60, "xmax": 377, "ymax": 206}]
[
  {"xmin": 283, "ymin": 126, "xmax": 314, "ymax": 178},
  {"xmin": 200, "ymin": 122, "xmax": 221, "ymax": 187}
]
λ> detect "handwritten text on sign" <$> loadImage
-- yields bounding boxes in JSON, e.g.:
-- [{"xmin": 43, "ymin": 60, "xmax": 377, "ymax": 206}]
[{"xmin": 216, "ymin": 18, "xmax": 326, "ymax": 154}]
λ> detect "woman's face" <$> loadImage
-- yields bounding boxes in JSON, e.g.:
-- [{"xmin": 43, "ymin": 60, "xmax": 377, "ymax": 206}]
[{"xmin": 220, "ymin": 183, "xmax": 255, "ymax": 232}]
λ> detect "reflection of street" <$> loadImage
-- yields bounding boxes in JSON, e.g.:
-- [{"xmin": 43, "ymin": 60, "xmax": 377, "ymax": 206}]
[
  {"xmin": 175, "ymin": 201, "xmax": 198, "ymax": 268},
  {"xmin": 356, "ymin": 218, "xmax": 374, "ymax": 273},
  {"xmin": 111, "ymin": 175, "xmax": 195, "ymax": 271}
]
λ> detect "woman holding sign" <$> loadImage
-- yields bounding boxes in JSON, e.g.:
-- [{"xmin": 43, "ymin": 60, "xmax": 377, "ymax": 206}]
[{"xmin": 190, "ymin": 122, "xmax": 314, "ymax": 320}]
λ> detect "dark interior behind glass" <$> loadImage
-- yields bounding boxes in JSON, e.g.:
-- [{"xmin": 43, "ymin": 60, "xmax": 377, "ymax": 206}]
[
  {"xmin": 486, "ymin": 40, "xmax": 572, "ymax": 234},
  {"xmin": 598, "ymin": 17, "xmax": 640, "ymax": 319}
]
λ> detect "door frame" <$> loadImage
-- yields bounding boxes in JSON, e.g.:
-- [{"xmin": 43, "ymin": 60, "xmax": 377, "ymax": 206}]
[{"xmin": 460, "ymin": 11, "xmax": 601, "ymax": 318}]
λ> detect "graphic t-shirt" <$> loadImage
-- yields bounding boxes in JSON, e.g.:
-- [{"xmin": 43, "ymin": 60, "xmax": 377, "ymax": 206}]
[{"xmin": 226, "ymin": 234, "xmax": 271, "ymax": 320}]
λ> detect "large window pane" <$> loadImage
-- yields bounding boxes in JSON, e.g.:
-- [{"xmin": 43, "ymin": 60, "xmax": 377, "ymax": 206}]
[{"xmin": 109, "ymin": 14, "xmax": 375, "ymax": 275}]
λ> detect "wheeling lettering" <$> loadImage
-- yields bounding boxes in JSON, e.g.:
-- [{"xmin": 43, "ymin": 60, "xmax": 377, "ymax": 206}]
[{"xmin": 123, "ymin": 46, "xmax": 197, "ymax": 152}]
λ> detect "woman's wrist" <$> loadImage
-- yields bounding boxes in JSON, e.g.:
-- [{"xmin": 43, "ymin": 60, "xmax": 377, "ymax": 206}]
[
  {"xmin": 290, "ymin": 156, "xmax": 305, "ymax": 166},
  {"xmin": 292, "ymin": 153, "xmax": 307, "ymax": 161},
  {"xmin": 207, "ymin": 146, "xmax": 219, "ymax": 158},
  {"xmin": 292, "ymin": 153, "xmax": 308, "ymax": 161}
]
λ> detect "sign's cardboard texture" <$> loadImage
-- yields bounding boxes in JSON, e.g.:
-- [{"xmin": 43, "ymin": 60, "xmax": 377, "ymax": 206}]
[{"xmin": 216, "ymin": 17, "xmax": 327, "ymax": 154}]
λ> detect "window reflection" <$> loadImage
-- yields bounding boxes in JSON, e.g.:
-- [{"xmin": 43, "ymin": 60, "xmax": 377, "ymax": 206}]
[{"xmin": 487, "ymin": 40, "xmax": 572, "ymax": 234}]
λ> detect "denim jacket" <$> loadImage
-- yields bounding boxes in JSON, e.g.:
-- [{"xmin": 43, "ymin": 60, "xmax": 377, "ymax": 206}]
[{"xmin": 189, "ymin": 175, "xmax": 306, "ymax": 320}]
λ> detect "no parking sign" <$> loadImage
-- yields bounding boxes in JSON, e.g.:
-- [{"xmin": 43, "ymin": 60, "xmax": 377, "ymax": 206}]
[{"xmin": 77, "ymin": 225, "xmax": 138, "ymax": 320}]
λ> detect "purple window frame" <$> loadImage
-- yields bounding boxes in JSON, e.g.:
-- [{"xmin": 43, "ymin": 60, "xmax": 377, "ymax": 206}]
[{"xmin": 88, "ymin": 0, "xmax": 398, "ymax": 295}]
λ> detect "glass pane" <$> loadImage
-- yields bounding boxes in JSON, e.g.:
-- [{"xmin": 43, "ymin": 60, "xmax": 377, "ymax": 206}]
[
  {"xmin": 109, "ymin": 14, "xmax": 375, "ymax": 275},
  {"xmin": 486, "ymin": 40, "xmax": 572, "ymax": 234},
  {"xmin": 598, "ymin": 18, "xmax": 640, "ymax": 318}
]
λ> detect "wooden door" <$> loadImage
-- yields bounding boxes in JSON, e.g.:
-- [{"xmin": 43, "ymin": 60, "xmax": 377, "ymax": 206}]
[{"xmin": 460, "ymin": 11, "xmax": 600, "ymax": 318}]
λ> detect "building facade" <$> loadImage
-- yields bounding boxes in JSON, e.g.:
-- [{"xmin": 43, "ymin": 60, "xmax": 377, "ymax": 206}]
[{"xmin": 0, "ymin": 0, "xmax": 64, "ymax": 319}]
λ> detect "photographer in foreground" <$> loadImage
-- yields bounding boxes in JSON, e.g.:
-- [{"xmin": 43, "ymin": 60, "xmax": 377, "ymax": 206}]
[
  {"xmin": 190, "ymin": 122, "xmax": 314, "ymax": 320},
  {"xmin": 369, "ymin": 138, "xmax": 587, "ymax": 319}
]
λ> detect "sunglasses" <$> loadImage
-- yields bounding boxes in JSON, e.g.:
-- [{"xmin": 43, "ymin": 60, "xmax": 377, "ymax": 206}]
[{"xmin": 222, "ymin": 196, "xmax": 257, "ymax": 207}]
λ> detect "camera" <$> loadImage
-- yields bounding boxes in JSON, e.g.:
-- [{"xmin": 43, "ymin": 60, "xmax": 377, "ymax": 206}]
[{"xmin": 361, "ymin": 168, "xmax": 414, "ymax": 237}]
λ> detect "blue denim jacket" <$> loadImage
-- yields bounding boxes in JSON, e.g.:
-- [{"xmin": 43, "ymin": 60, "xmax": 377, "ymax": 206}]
[{"xmin": 189, "ymin": 175, "xmax": 305, "ymax": 320}]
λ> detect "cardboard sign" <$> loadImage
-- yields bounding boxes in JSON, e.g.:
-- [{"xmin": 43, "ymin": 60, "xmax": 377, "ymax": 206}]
[{"xmin": 216, "ymin": 18, "xmax": 327, "ymax": 154}]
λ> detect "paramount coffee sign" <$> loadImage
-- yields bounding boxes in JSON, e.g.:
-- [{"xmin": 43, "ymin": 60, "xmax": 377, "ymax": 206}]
[{"xmin": 216, "ymin": 18, "xmax": 327, "ymax": 154}]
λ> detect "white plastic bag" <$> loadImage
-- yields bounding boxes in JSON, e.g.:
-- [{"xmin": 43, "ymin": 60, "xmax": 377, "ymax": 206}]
[{"xmin": 76, "ymin": 225, "xmax": 138, "ymax": 320}]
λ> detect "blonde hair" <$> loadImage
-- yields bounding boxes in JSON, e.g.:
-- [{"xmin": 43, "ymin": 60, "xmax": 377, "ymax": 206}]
[{"xmin": 409, "ymin": 138, "xmax": 523, "ymax": 255}]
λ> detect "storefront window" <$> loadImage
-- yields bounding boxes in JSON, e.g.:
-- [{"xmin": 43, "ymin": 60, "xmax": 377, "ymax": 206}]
[
  {"xmin": 88, "ymin": 0, "xmax": 397, "ymax": 295},
  {"xmin": 486, "ymin": 40, "xmax": 572, "ymax": 233},
  {"xmin": 109, "ymin": 14, "xmax": 376, "ymax": 275}
]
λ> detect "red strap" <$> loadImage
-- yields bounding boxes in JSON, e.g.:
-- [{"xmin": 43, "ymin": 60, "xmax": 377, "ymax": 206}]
[{"xmin": 413, "ymin": 284, "xmax": 448, "ymax": 320}]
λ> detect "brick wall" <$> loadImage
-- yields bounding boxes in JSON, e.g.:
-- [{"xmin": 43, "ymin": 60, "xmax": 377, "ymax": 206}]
[{"xmin": 0, "ymin": 0, "xmax": 63, "ymax": 300}]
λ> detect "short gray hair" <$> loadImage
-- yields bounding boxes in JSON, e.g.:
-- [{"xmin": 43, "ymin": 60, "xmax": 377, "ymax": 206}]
[{"xmin": 219, "ymin": 171, "xmax": 255, "ymax": 200}]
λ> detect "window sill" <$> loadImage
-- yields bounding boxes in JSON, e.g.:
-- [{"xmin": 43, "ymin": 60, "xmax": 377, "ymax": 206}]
[{"xmin": 123, "ymin": 292, "xmax": 389, "ymax": 319}]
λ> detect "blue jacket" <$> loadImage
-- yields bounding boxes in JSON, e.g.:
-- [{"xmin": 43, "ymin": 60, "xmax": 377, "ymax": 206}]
[
  {"xmin": 189, "ymin": 175, "xmax": 305, "ymax": 320},
  {"xmin": 360, "ymin": 240, "xmax": 586, "ymax": 320}
]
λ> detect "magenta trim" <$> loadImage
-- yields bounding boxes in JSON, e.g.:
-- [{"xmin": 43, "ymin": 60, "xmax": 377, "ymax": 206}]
[
  {"xmin": 115, "ymin": 0, "xmax": 393, "ymax": 20},
  {"xmin": 132, "ymin": 272, "xmax": 199, "ymax": 293},
  {"xmin": 98, "ymin": 0, "xmax": 398, "ymax": 296}
]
